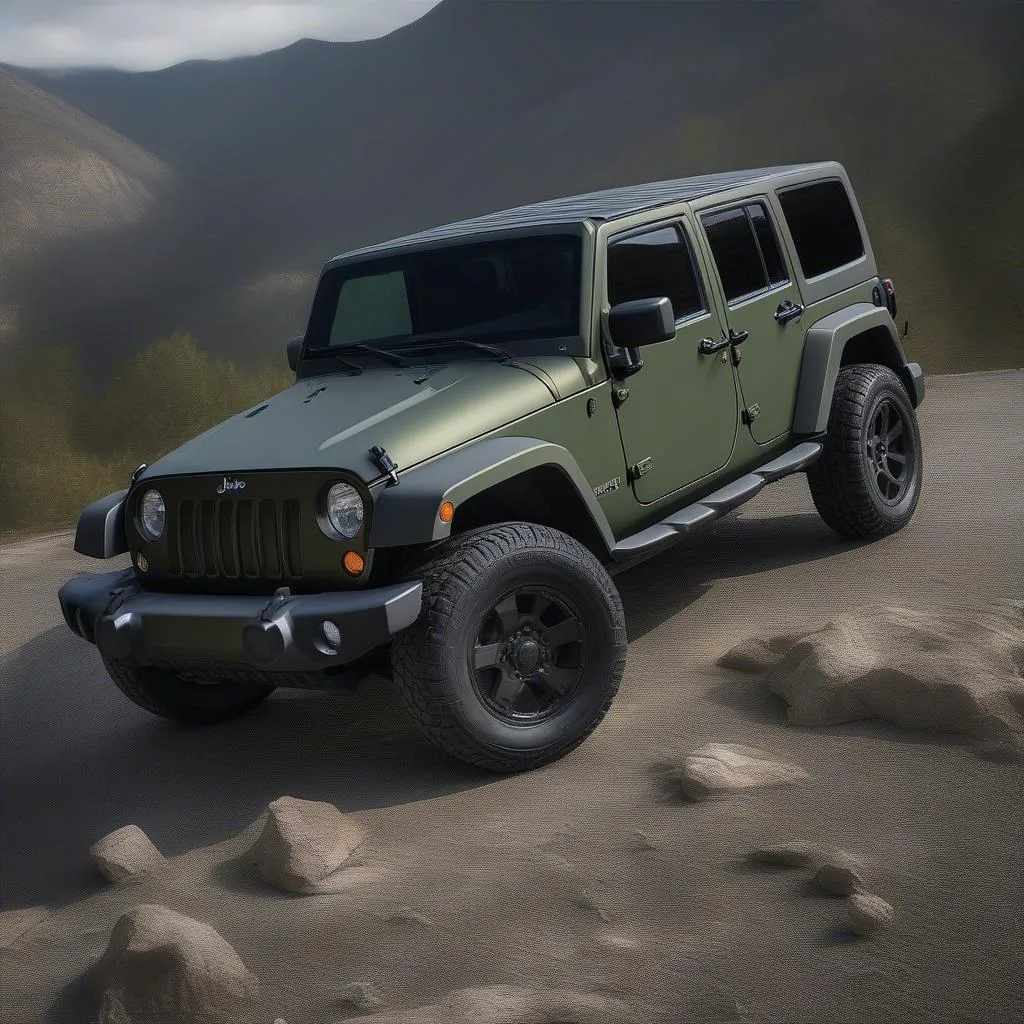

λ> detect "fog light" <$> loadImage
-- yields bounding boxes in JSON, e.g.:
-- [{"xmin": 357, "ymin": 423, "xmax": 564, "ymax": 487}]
[
  {"xmin": 135, "ymin": 551, "xmax": 149, "ymax": 572},
  {"xmin": 321, "ymin": 620, "xmax": 342, "ymax": 648},
  {"xmin": 439, "ymin": 501, "xmax": 455, "ymax": 523},
  {"xmin": 343, "ymin": 551, "xmax": 365, "ymax": 575}
]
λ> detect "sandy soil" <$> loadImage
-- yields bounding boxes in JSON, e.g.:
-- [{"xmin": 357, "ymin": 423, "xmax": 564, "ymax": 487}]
[{"xmin": 1, "ymin": 370, "xmax": 1022, "ymax": 1023}]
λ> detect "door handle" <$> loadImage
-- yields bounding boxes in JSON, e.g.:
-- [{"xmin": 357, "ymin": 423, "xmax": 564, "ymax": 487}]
[
  {"xmin": 698, "ymin": 336, "xmax": 730, "ymax": 355},
  {"xmin": 774, "ymin": 300, "xmax": 804, "ymax": 325},
  {"xmin": 728, "ymin": 328, "xmax": 749, "ymax": 345}
]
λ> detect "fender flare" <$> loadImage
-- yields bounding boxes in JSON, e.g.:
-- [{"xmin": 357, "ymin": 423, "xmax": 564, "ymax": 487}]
[
  {"xmin": 368, "ymin": 436, "xmax": 616, "ymax": 553},
  {"xmin": 73, "ymin": 489, "xmax": 130, "ymax": 559},
  {"xmin": 793, "ymin": 303, "xmax": 924, "ymax": 435}
]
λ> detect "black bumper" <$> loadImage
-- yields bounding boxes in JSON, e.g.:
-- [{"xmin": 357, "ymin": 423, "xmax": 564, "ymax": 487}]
[{"xmin": 58, "ymin": 568, "xmax": 423, "ymax": 673}]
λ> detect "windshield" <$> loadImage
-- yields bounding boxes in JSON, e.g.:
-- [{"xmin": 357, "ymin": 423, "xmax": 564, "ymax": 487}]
[{"xmin": 306, "ymin": 233, "xmax": 584, "ymax": 357}]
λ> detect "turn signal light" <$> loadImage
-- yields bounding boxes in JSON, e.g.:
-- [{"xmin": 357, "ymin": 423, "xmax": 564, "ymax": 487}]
[
  {"xmin": 342, "ymin": 551, "xmax": 365, "ymax": 575},
  {"xmin": 439, "ymin": 501, "xmax": 455, "ymax": 523}
]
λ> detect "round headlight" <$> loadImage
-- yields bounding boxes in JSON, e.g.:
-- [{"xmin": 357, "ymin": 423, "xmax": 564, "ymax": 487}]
[
  {"xmin": 139, "ymin": 489, "xmax": 166, "ymax": 541},
  {"xmin": 323, "ymin": 482, "xmax": 364, "ymax": 539}
]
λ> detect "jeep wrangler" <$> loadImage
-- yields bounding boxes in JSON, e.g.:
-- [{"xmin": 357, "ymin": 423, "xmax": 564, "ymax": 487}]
[{"xmin": 59, "ymin": 161, "xmax": 924, "ymax": 772}]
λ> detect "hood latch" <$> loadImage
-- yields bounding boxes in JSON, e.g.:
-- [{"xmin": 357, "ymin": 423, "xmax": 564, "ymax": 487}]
[{"xmin": 370, "ymin": 445, "xmax": 400, "ymax": 486}]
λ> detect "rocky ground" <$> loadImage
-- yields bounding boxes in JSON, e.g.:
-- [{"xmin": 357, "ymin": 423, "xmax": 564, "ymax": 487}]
[{"xmin": 1, "ymin": 370, "xmax": 1022, "ymax": 1023}]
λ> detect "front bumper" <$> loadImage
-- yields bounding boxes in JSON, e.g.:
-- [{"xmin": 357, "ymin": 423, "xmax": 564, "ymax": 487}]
[{"xmin": 58, "ymin": 568, "xmax": 423, "ymax": 673}]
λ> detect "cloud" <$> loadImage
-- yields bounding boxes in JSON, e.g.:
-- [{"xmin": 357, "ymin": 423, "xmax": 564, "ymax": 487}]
[{"xmin": 0, "ymin": 1, "xmax": 444, "ymax": 71}]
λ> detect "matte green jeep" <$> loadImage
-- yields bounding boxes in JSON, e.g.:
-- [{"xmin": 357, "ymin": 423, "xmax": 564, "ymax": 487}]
[{"xmin": 59, "ymin": 161, "xmax": 924, "ymax": 771}]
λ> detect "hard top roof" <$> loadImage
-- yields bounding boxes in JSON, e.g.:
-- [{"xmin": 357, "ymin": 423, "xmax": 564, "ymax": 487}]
[{"xmin": 329, "ymin": 162, "xmax": 833, "ymax": 263}]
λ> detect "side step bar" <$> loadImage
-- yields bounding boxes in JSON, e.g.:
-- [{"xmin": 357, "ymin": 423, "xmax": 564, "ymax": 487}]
[{"xmin": 610, "ymin": 441, "xmax": 822, "ymax": 563}]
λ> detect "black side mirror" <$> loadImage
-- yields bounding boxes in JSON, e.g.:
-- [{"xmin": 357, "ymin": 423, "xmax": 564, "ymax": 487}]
[
  {"xmin": 287, "ymin": 336, "xmax": 304, "ymax": 372},
  {"xmin": 608, "ymin": 297, "xmax": 676, "ymax": 348}
]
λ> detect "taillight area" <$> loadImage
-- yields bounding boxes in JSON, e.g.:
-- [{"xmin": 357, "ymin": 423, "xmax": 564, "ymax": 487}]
[{"xmin": 881, "ymin": 277, "xmax": 898, "ymax": 318}]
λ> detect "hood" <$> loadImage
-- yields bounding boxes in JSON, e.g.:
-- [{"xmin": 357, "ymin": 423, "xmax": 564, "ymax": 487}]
[{"xmin": 142, "ymin": 358, "xmax": 584, "ymax": 484}]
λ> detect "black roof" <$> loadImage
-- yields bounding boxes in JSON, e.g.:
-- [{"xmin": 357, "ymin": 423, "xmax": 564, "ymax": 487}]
[{"xmin": 332, "ymin": 162, "xmax": 827, "ymax": 262}]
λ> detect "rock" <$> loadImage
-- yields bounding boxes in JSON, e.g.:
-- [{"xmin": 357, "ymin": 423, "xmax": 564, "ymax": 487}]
[
  {"xmin": 718, "ymin": 633, "xmax": 800, "ymax": 672},
  {"xmin": 679, "ymin": 743, "xmax": 808, "ymax": 801},
  {"xmin": 90, "ymin": 825, "xmax": 165, "ymax": 882},
  {"xmin": 749, "ymin": 842, "xmax": 820, "ymax": 868},
  {"xmin": 0, "ymin": 906, "xmax": 49, "ymax": 949},
  {"xmin": 847, "ymin": 891, "xmax": 895, "ymax": 937},
  {"xmin": 249, "ymin": 796, "xmax": 365, "ymax": 894},
  {"xmin": 752, "ymin": 602, "xmax": 1024, "ymax": 748},
  {"xmin": 352, "ymin": 985, "xmax": 636, "ymax": 1023},
  {"xmin": 332, "ymin": 981, "xmax": 385, "ymax": 1013},
  {"xmin": 95, "ymin": 904, "xmax": 260, "ymax": 1024},
  {"xmin": 813, "ymin": 851, "xmax": 866, "ymax": 896}
]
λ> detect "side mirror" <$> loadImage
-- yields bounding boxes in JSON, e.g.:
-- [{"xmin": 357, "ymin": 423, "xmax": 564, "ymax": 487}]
[
  {"xmin": 287, "ymin": 335, "xmax": 304, "ymax": 372},
  {"xmin": 608, "ymin": 297, "xmax": 676, "ymax": 348}
]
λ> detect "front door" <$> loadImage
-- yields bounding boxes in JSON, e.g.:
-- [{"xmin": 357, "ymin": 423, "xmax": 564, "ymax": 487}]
[
  {"xmin": 698, "ymin": 200, "xmax": 805, "ymax": 444},
  {"xmin": 605, "ymin": 219, "xmax": 738, "ymax": 504}
]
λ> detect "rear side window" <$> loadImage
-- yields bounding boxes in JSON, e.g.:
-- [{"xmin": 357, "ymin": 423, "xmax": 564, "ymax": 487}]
[
  {"xmin": 607, "ymin": 224, "xmax": 706, "ymax": 321},
  {"xmin": 702, "ymin": 203, "xmax": 789, "ymax": 303},
  {"xmin": 778, "ymin": 179, "xmax": 865, "ymax": 278}
]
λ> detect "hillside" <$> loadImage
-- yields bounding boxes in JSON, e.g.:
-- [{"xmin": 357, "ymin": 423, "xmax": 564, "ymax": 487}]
[
  {"xmin": 6, "ymin": 0, "xmax": 1024, "ymax": 373},
  {"xmin": 0, "ymin": 67, "xmax": 172, "ymax": 355}
]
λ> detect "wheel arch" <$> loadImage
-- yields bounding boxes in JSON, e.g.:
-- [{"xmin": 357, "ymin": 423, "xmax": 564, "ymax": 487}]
[
  {"xmin": 368, "ymin": 436, "xmax": 616, "ymax": 559},
  {"xmin": 793, "ymin": 303, "xmax": 924, "ymax": 435}
]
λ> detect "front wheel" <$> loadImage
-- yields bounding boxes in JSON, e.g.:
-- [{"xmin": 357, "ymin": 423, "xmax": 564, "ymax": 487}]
[
  {"xmin": 390, "ymin": 523, "xmax": 628, "ymax": 772},
  {"xmin": 807, "ymin": 363, "xmax": 923, "ymax": 540},
  {"xmin": 101, "ymin": 656, "xmax": 275, "ymax": 723}
]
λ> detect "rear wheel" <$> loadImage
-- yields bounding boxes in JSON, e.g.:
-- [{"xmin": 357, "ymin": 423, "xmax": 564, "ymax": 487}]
[
  {"xmin": 808, "ymin": 363, "xmax": 923, "ymax": 540},
  {"xmin": 390, "ymin": 522, "xmax": 627, "ymax": 772},
  {"xmin": 101, "ymin": 656, "xmax": 275, "ymax": 723}
]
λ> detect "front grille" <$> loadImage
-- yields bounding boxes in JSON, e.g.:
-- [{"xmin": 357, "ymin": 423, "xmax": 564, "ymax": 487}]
[{"xmin": 170, "ymin": 498, "xmax": 303, "ymax": 581}]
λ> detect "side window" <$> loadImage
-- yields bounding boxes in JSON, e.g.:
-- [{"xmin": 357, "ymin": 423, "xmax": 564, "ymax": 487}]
[
  {"xmin": 330, "ymin": 270, "xmax": 411, "ymax": 344},
  {"xmin": 701, "ymin": 202, "xmax": 789, "ymax": 304},
  {"xmin": 746, "ymin": 204, "xmax": 788, "ymax": 286},
  {"xmin": 777, "ymin": 179, "xmax": 865, "ymax": 279},
  {"xmin": 607, "ymin": 224, "xmax": 706, "ymax": 322}
]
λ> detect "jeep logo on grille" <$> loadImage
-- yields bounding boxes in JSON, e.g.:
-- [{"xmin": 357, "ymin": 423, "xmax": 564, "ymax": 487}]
[{"xmin": 216, "ymin": 476, "xmax": 246, "ymax": 494}]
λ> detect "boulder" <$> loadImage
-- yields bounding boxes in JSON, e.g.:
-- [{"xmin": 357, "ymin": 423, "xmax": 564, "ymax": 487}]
[
  {"xmin": 723, "ymin": 602, "xmax": 1024, "ymax": 748},
  {"xmin": 348, "ymin": 985, "xmax": 637, "ymax": 1023},
  {"xmin": 812, "ymin": 851, "xmax": 866, "ymax": 896},
  {"xmin": 332, "ymin": 981, "xmax": 385, "ymax": 1014},
  {"xmin": 749, "ymin": 842, "xmax": 820, "ymax": 868},
  {"xmin": 249, "ymin": 796, "xmax": 365, "ymax": 894},
  {"xmin": 90, "ymin": 825, "xmax": 165, "ymax": 882},
  {"xmin": 847, "ymin": 891, "xmax": 895, "ymax": 937},
  {"xmin": 679, "ymin": 743, "xmax": 808, "ymax": 801},
  {"xmin": 95, "ymin": 904, "xmax": 259, "ymax": 1024}
]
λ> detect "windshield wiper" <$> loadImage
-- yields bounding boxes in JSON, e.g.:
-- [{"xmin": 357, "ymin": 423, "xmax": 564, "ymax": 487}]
[
  {"xmin": 330, "ymin": 353, "xmax": 363, "ymax": 375},
  {"xmin": 392, "ymin": 337, "xmax": 516, "ymax": 363},
  {"xmin": 348, "ymin": 344, "xmax": 410, "ymax": 367}
]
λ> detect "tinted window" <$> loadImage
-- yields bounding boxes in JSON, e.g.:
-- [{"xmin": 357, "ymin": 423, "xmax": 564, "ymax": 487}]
[
  {"xmin": 307, "ymin": 234, "xmax": 583, "ymax": 353},
  {"xmin": 607, "ymin": 224, "xmax": 706, "ymax": 321},
  {"xmin": 778, "ymin": 179, "xmax": 865, "ymax": 278},
  {"xmin": 747, "ymin": 204, "xmax": 788, "ymax": 285},
  {"xmin": 330, "ymin": 270, "xmax": 411, "ymax": 345},
  {"xmin": 702, "ymin": 208, "xmax": 767, "ymax": 302}
]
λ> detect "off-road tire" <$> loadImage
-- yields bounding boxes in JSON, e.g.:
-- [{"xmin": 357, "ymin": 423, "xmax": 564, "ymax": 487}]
[
  {"xmin": 390, "ymin": 522, "xmax": 627, "ymax": 772},
  {"xmin": 101, "ymin": 656, "xmax": 275, "ymax": 723},
  {"xmin": 808, "ymin": 362, "xmax": 922, "ymax": 540}
]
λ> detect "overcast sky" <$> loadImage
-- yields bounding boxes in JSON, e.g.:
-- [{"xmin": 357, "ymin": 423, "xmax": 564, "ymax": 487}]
[{"xmin": 0, "ymin": 1, "xmax": 445, "ymax": 71}]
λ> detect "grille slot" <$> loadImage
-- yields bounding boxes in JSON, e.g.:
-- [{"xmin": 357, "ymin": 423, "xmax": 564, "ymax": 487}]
[{"xmin": 171, "ymin": 496, "xmax": 302, "ymax": 582}]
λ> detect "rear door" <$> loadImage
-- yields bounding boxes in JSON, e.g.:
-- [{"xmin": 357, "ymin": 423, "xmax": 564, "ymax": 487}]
[
  {"xmin": 697, "ymin": 200, "xmax": 804, "ymax": 444},
  {"xmin": 605, "ymin": 218, "xmax": 738, "ymax": 504}
]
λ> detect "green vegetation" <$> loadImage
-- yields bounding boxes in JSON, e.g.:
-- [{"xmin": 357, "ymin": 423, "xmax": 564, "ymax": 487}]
[{"xmin": 0, "ymin": 332, "xmax": 291, "ymax": 539}]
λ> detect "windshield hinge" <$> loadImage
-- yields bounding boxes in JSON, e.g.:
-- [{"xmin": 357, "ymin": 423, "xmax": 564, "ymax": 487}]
[{"xmin": 370, "ymin": 445, "xmax": 400, "ymax": 486}]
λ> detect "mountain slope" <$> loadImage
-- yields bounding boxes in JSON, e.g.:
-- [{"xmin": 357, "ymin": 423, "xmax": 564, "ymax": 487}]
[{"xmin": 8, "ymin": 0, "xmax": 1024, "ymax": 372}]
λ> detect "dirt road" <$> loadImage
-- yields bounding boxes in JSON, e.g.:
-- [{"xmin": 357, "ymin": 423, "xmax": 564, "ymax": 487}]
[{"xmin": 1, "ymin": 370, "xmax": 1021, "ymax": 1023}]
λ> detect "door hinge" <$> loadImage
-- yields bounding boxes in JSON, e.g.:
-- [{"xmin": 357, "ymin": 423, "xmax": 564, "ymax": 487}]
[
  {"xmin": 629, "ymin": 457, "xmax": 654, "ymax": 481},
  {"xmin": 742, "ymin": 403, "xmax": 761, "ymax": 425}
]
